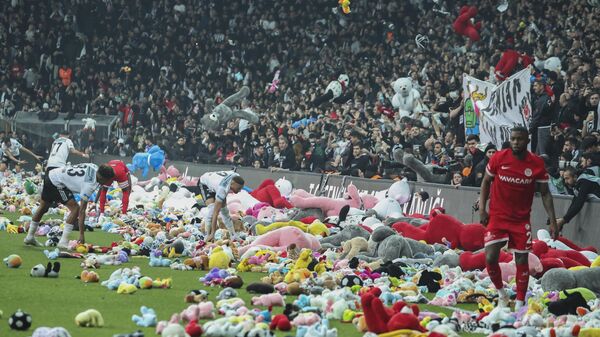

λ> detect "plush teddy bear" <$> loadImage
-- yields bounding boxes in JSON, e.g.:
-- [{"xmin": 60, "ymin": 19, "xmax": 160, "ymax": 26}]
[
  {"xmin": 392, "ymin": 214, "xmax": 486, "ymax": 251},
  {"xmin": 311, "ymin": 74, "xmax": 351, "ymax": 107},
  {"xmin": 290, "ymin": 183, "xmax": 364, "ymax": 217},
  {"xmin": 82, "ymin": 117, "xmax": 97, "ymax": 132},
  {"xmin": 132, "ymin": 306, "xmax": 157, "ymax": 327},
  {"xmin": 452, "ymin": 6, "xmax": 482, "ymax": 42},
  {"xmin": 340, "ymin": 237, "xmax": 369, "ymax": 260},
  {"xmin": 238, "ymin": 226, "xmax": 320, "ymax": 255},
  {"xmin": 391, "ymin": 77, "xmax": 427, "ymax": 121},
  {"xmin": 321, "ymin": 224, "xmax": 371, "ymax": 247},
  {"xmin": 494, "ymin": 47, "xmax": 534, "ymax": 82},
  {"xmin": 201, "ymin": 86, "xmax": 258, "ymax": 131},
  {"xmin": 251, "ymin": 293, "xmax": 285, "ymax": 306},
  {"xmin": 356, "ymin": 226, "xmax": 435, "ymax": 262},
  {"xmin": 250, "ymin": 179, "xmax": 293, "ymax": 209},
  {"xmin": 541, "ymin": 267, "xmax": 600, "ymax": 294},
  {"xmin": 127, "ymin": 145, "xmax": 165, "ymax": 178},
  {"xmin": 361, "ymin": 287, "xmax": 426, "ymax": 334},
  {"xmin": 75, "ymin": 309, "xmax": 104, "ymax": 327}
]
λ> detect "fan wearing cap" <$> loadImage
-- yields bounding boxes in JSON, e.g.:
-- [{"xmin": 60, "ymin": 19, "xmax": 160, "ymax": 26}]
[{"xmin": 95, "ymin": 159, "xmax": 131, "ymax": 215}]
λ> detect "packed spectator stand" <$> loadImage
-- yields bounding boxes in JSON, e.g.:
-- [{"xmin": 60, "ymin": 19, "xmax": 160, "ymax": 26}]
[{"xmin": 1, "ymin": 0, "xmax": 599, "ymax": 196}]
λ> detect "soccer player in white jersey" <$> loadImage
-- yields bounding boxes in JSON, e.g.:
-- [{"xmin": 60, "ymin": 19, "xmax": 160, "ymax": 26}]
[
  {"xmin": 24, "ymin": 163, "xmax": 115, "ymax": 248},
  {"xmin": 199, "ymin": 170, "xmax": 245, "ymax": 241},
  {"xmin": 0, "ymin": 136, "xmax": 43, "ymax": 173},
  {"xmin": 46, "ymin": 131, "xmax": 89, "ymax": 173}
]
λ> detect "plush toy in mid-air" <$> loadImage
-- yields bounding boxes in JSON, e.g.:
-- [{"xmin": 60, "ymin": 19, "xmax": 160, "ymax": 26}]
[
  {"xmin": 201, "ymin": 86, "xmax": 259, "ymax": 131},
  {"xmin": 452, "ymin": 6, "xmax": 482, "ymax": 42},
  {"xmin": 127, "ymin": 145, "xmax": 165, "ymax": 178},
  {"xmin": 267, "ymin": 70, "xmax": 280, "ymax": 93},
  {"xmin": 339, "ymin": 0, "xmax": 351, "ymax": 14},
  {"xmin": 82, "ymin": 118, "xmax": 97, "ymax": 132},
  {"xmin": 312, "ymin": 74, "xmax": 351, "ymax": 107}
]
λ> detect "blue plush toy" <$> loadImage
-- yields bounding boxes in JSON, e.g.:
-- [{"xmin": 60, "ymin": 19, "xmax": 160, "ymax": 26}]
[
  {"xmin": 127, "ymin": 145, "xmax": 165, "ymax": 178},
  {"xmin": 132, "ymin": 306, "xmax": 157, "ymax": 327},
  {"xmin": 43, "ymin": 248, "xmax": 60, "ymax": 260},
  {"xmin": 148, "ymin": 255, "xmax": 171, "ymax": 267}
]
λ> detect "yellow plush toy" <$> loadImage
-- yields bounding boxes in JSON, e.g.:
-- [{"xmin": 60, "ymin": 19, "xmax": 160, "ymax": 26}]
[
  {"xmin": 117, "ymin": 283, "xmax": 137, "ymax": 294},
  {"xmin": 579, "ymin": 328, "xmax": 600, "ymax": 337},
  {"xmin": 237, "ymin": 258, "xmax": 252, "ymax": 272},
  {"xmin": 284, "ymin": 268, "xmax": 312, "ymax": 283},
  {"xmin": 591, "ymin": 256, "xmax": 600, "ymax": 268},
  {"xmin": 209, "ymin": 246, "xmax": 231, "ymax": 269},
  {"xmin": 75, "ymin": 309, "xmax": 104, "ymax": 327},
  {"xmin": 255, "ymin": 220, "xmax": 330, "ymax": 236},
  {"xmin": 339, "ymin": 0, "xmax": 350, "ymax": 14},
  {"xmin": 294, "ymin": 249, "xmax": 313, "ymax": 270}
]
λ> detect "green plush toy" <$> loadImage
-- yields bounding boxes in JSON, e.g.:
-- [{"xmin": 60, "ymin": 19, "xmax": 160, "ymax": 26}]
[{"xmin": 24, "ymin": 180, "xmax": 36, "ymax": 195}]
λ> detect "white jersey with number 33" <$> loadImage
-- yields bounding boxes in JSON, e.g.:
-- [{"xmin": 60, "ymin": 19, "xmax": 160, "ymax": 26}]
[
  {"xmin": 49, "ymin": 163, "xmax": 99, "ymax": 200},
  {"xmin": 47, "ymin": 137, "xmax": 75, "ymax": 168},
  {"xmin": 200, "ymin": 170, "xmax": 239, "ymax": 202}
]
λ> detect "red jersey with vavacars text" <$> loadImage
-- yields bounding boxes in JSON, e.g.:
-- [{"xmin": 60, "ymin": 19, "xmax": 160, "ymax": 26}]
[{"xmin": 486, "ymin": 149, "xmax": 548, "ymax": 223}]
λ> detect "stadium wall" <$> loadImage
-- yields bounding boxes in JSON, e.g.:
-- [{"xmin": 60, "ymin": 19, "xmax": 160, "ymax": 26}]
[{"xmin": 66, "ymin": 154, "xmax": 598, "ymax": 249}]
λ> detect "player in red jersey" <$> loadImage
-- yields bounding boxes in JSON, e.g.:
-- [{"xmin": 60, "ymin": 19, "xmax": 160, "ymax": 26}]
[
  {"xmin": 96, "ymin": 160, "xmax": 131, "ymax": 215},
  {"xmin": 479, "ymin": 126, "xmax": 558, "ymax": 311}
]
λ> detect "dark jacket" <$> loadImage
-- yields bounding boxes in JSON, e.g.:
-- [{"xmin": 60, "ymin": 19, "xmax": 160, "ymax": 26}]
[{"xmin": 531, "ymin": 92, "xmax": 554, "ymax": 129}]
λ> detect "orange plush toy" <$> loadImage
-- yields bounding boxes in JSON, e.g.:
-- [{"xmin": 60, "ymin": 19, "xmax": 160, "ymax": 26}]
[
  {"xmin": 452, "ymin": 6, "xmax": 482, "ymax": 42},
  {"xmin": 251, "ymin": 179, "xmax": 293, "ymax": 209}
]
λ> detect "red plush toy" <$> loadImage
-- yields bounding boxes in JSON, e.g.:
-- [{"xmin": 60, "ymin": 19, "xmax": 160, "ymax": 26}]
[
  {"xmin": 453, "ymin": 6, "xmax": 482, "ymax": 42},
  {"xmin": 251, "ymin": 179, "xmax": 293, "ymax": 209},
  {"xmin": 531, "ymin": 240, "xmax": 590, "ymax": 270},
  {"xmin": 459, "ymin": 250, "xmax": 512, "ymax": 271},
  {"xmin": 392, "ymin": 214, "xmax": 485, "ymax": 251},
  {"xmin": 495, "ymin": 49, "xmax": 534, "ymax": 82},
  {"xmin": 185, "ymin": 320, "xmax": 203, "ymax": 337},
  {"xmin": 270, "ymin": 314, "xmax": 292, "ymax": 331},
  {"xmin": 361, "ymin": 287, "xmax": 426, "ymax": 334}
]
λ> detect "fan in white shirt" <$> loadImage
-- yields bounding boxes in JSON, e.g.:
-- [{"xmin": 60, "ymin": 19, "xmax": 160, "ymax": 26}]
[
  {"xmin": 0, "ymin": 136, "xmax": 43, "ymax": 173},
  {"xmin": 24, "ymin": 163, "xmax": 115, "ymax": 248}
]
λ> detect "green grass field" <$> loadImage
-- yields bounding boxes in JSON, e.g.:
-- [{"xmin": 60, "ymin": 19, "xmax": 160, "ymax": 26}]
[{"xmin": 0, "ymin": 212, "xmax": 486, "ymax": 337}]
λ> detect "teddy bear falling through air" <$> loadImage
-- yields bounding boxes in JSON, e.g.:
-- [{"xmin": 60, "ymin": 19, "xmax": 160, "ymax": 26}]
[{"xmin": 201, "ymin": 86, "xmax": 259, "ymax": 131}]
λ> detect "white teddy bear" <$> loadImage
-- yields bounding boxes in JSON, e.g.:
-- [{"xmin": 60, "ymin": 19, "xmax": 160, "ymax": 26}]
[
  {"xmin": 82, "ymin": 118, "xmax": 97, "ymax": 132},
  {"xmin": 391, "ymin": 77, "xmax": 426, "ymax": 119}
]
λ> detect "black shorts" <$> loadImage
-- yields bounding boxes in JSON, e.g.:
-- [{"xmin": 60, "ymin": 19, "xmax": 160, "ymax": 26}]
[
  {"xmin": 41, "ymin": 174, "xmax": 74, "ymax": 204},
  {"xmin": 199, "ymin": 183, "xmax": 216, "ymax": 201},
  {"xmin": 1, "ymin": 154, "xmax": 19, "ymax": 165}
]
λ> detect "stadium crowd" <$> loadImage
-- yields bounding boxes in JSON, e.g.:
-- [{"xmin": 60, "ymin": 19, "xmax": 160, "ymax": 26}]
[{"xmin": 0, "ymin": 0, "xmax": 599, "ymax": 194}]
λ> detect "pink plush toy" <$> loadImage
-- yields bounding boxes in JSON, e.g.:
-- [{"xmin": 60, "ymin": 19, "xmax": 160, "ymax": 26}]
[
  {"xmin": 156, "ymin": 313, "xmax": 180, "ymax": 335},
  {"xmin": 482, "ymin": 253, "xmax": 543, "ymax": 281},
  {"xmin": 292, "ymin": 312, "xmax": 321, "ymax": 326},
  {"xmin": 180, "ymin": 302, "xmax": 215, "ymax": 322},
  {"xmin": 290, "ymin": 184, "xmax": 364, "ymax": 217},
  {"xmin": 246, "ymin": 202, "xmax": 271, "ymax": 218},
  {"xmin": 251, "ymin": 293, "xmax": 285, "ymax": 306},
  {"xmin": 238, "ymin": 227, "xmax": 320, "ymax": 255},
  {"xmin": 256, "ymin": 206, "xmax": 289, "ymax": 223}
]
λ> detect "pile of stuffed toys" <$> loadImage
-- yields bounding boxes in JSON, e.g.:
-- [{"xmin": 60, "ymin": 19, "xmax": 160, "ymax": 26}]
[{"xmin": 2, "ymin": 164, "xmax": 600, "ymax": 337}]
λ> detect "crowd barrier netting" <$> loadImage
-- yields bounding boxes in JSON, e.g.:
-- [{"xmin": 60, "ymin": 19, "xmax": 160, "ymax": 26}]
[{"xmin": 9, "ymin": 111, "xmax": 118, "ymax": 146}]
